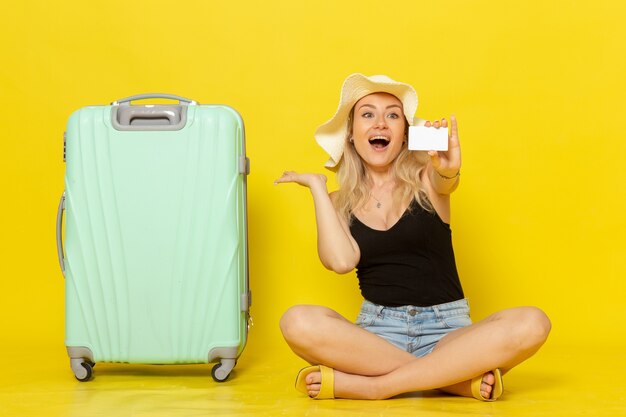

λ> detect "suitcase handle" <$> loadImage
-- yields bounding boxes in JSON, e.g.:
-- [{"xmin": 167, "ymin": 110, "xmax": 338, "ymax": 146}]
[
  {"xmin": 56, "ymin": 192, "xmax": 66, "ymax": 277},
  {"xmin": 112, "ymin": 94, "xmax": 198, "ymax": 106},
  {"xmin": 116, "ymin": 107, "xmax": 182, "ymax": 126}
]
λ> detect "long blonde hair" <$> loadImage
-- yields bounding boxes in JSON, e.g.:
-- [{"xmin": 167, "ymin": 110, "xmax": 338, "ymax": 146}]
[{"xmin": 334, "ymin": 110, "xmax": 432, "ymax": 222}]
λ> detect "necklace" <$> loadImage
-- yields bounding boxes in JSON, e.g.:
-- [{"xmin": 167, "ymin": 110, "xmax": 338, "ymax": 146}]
[
  {"xmin": 369, "ymin": 178, "xmax": 394, "ymax": 209},
  {"xmin": 371, "ymin": 193, "xmax": 383, "ymax": 209}
]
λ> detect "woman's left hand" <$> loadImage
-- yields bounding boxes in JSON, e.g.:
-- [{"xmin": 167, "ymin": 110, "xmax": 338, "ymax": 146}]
[
  {"xmin": 274, "ymin": 171, "xmax": 328, "ymax": 189},
  {"xmin": 425, "ymin": 115, "xmax": 461, "ymax": 177}
]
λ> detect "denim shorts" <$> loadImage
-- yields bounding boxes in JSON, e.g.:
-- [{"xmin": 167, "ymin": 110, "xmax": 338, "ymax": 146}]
[{"xmin": 355, "ymin": 298, "xmax": 472, "ymax": 358}]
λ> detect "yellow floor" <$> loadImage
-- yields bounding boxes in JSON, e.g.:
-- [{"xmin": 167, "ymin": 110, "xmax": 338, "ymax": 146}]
[{"xmin": 0, "ymin": 344, "xmax": 623, "ymax": 417}]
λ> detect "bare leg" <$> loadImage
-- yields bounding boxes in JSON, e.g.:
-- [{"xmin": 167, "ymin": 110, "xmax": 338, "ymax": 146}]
[
  {"xmin": 280, "ymin": 304, "xmax": 416, "ymax": 376},
  {"xmin": 329, "ymin": 306, "xmax": 551, "ymax": 399},
  {"xmin": 286, "ymin": 307, "xmax": 550, "ymax": 399},
  {"xmin": 281, "ymin": 304, "xmax": 499, "ymax": 398}
]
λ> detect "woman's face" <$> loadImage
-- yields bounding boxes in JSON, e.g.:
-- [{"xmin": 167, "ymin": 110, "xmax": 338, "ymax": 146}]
[{"xmin": 351, "ymin": 92, "xmax": 407, "ymax": 171}]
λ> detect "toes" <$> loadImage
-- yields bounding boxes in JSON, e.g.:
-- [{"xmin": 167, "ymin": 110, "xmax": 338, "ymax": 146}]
[
  {"xmin": 306, "ymin": 371, "xmax": 322, "ymax": 397},
  {"xmin": 480, "ymin": 372, "xmax": 495, "ymax": 399},
  {"xmin": 483, "ymin": 371, "xmax": 495, "ymax": 385},
  {"xmin": 307, "ymin": 383, "xmax": 321, "ymax": 397},
  {"xmin": 306, "ymin": 371, "xmax": 322, "ymax": 385},
  {"xmin": 481, "ymin": 381, "xmax": 493, "ymax": 394}
]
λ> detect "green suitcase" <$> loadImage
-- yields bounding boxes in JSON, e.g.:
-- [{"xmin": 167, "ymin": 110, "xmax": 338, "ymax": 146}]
[{"xmin": 56, "ymin": 94, "xmax": 250, "ymax": 382}]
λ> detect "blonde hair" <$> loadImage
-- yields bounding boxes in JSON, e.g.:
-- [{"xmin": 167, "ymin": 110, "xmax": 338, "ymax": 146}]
[{"xmin": 334, "ymin": 110, "xmax": 432, "ymax": 222}]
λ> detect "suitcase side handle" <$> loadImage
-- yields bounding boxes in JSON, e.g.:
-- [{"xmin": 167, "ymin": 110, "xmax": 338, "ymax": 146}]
[
  {"xmin": 112, "ymin": 94, "xmax": 197, "ymax": 106},
  {"xmin": 56, "ymin": 192, "xmax": 66, "ymax": 277}
]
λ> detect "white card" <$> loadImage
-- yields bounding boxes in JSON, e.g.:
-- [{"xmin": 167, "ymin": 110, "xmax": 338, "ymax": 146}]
[{"xmin": 408, "ymin": 126, "xmax": 448, "ymax": 151}]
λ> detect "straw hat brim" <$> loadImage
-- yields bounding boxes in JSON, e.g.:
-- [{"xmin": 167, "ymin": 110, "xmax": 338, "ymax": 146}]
[{"xmin": 314, "ymin": 73, "xmax": 422, "ymax": 169}]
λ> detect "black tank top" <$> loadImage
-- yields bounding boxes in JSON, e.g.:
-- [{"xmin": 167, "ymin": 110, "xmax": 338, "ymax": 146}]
[{"xmin": 349, "ymin": 199, "xmax": 464, "ymax": 307}]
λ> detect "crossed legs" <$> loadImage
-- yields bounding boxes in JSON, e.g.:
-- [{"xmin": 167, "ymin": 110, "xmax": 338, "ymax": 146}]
[{"xmin": 280, "ymin": 304, "xmax": 551, "ymax": 400}]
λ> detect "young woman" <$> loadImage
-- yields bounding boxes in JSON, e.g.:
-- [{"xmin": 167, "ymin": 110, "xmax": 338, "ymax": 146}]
[{"xmin": 274, "ymin": 74, "xmax": 551, "ymax": 401}]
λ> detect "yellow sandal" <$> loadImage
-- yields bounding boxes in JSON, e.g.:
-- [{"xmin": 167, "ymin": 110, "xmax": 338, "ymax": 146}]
[
  {"xmin": 295, "ymin": 365, "xmax": 335, "ymax": 399},
  {"xmin": 471, "ymin": 368, "xmax": 503, "ymax": 401}
]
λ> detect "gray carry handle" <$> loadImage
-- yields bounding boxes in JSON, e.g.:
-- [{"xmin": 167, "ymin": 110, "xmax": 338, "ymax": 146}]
[
  {"xmin": 117, "ymin": 107, "xmax": 182, "ymax": 126},
  {"xmin": 56, "ymin": 192, "xmax": 66, "ymax": 277},
  {"xmin": 112, "ymin": 94, "xmax": 197, "ymax": 106}
]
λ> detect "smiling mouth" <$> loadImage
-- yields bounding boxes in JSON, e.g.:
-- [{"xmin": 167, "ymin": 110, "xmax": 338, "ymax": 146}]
[{"xmin": 369, "ymin": 136, "xmax": 390, "ymax": 149}]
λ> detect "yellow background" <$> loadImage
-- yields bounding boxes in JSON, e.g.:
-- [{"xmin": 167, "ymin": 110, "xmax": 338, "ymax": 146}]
[{"xmin": 1, "ymin": 0, "xmax": 625, "ymax": 361}]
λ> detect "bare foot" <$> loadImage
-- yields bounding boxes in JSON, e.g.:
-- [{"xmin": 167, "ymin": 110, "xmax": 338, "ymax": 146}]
[
  {"xmin": 479, "ymin": 371, "xmax": 496, "ymax": 399},
  {"xmin": 302, "ymin": 370, "xmax": 322, "ymax": 397},
  {"xmin": 439, "ymin": 371, "xmax": 496, "ymax": 399},
  {"xmin": 305, "ymin": 369, "xmax": 498, "ymax": 400},
  {"xmin": 303, "ymin": 369, "xmax": 380, "ymax": 399}
]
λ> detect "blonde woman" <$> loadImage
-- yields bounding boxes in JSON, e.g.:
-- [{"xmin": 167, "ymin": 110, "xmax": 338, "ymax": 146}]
[{"xmin": 274, "ymin": 74, "xmax": 551, "ymax": 401}]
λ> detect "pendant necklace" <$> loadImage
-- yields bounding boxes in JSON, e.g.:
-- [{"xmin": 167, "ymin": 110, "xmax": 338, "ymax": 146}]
[
  {"xmin": 370, "ymin": 179, "xmax": 393, "ymax": 209},
  {"xmin": 371, "ymin": 194, "xmax": 383, "ymax": 209}
]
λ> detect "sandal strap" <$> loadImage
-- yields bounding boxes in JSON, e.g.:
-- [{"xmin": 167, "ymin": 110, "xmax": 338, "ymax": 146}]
[{"xmin": 316, "ymin": 365, "xmax": 335, "ymax": 399}]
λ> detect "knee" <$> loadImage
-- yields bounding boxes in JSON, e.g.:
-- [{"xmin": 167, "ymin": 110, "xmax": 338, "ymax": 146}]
[
  {"xmin": 508, "ymin": 307, "xmax": 552, "ymax": 351},
  {"xmin": 279, "ymin": 305, "xmax": 320, "ymax": 345}
]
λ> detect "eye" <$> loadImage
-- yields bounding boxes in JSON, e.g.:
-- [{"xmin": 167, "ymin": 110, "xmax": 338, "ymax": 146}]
[
  {"xmin": 387, "ymin": 112, "xmax": 400, "ymax": 119},
  {"xmin": 360, "ymin": 111, "xmax": 374, "ymax": 118}
]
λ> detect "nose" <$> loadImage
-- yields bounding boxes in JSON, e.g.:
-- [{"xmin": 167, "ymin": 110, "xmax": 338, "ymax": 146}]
[{"xmin": 375, "ymin": 115, "xmax": 388, "ymax": 128}]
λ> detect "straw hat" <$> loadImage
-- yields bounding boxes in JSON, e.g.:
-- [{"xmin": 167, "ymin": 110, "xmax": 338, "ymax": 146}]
[{"xmin": 314, "ymin": 73, "xmax": 422, "ymax": 169}]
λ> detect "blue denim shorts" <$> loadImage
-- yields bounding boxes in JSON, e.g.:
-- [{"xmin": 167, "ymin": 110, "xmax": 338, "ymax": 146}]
[{"xmin": 355, "ymin": 298, "xmax": 472, "ymax": 358}]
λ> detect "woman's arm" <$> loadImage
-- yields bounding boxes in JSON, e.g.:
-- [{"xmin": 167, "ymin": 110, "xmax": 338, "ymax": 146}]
[
  {"xmin": 274, "ymin": 172, "xmax": 360, "ymax": 274},
  {"xmin": 425, "ymin": 115, "xmax": 462, "ymax": 195}
]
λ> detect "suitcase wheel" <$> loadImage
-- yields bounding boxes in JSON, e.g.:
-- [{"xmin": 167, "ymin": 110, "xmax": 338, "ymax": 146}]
[
  {"xmin": 211, "ymin": 359, "xmax": 236, "ymax": 382},
  {"xmin": 70, "ymin": 358, "xmax": 94, "ymax": 382}
]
